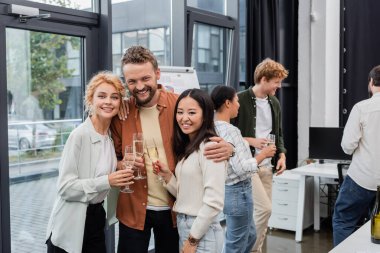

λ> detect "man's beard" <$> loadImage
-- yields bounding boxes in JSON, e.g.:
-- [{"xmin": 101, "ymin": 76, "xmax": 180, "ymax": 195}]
[{"xmin": 134, "ymin": 86, "xmax": 157, "ymax": 106}]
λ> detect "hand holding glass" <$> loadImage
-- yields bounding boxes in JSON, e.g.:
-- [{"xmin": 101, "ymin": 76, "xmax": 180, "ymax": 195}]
[
  {"xmin": 152, "ymin": 160, "xmax": 171, "ymax": 183},
  {"xmin": 267, "ymin": 134, "xmax": 276, "ymax": 146},
  {"xmin": 133, "ymin": 133, "xmax": 146, "ymax": 180},
  {"xmin": 266, "ymin": 134, "xmax": 276, "ymax": 168},
  {"xmin": 120, "ymin": 145, "xmax": 134, "ymax": 193},
  {"xmin": 145, "ymin": 139, "xmax": 164, "ymax": 182}
]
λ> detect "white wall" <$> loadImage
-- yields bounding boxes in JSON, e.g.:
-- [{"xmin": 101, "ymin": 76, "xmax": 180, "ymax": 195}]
[{"xmin": 297, "ymin": 0, "xmax": 341, "ymax": 164}]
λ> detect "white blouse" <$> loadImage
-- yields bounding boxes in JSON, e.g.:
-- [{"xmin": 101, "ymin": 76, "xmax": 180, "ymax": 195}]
[{"xmin": 90, "ymin": 134, "xmax": 117, "ymax": 204}]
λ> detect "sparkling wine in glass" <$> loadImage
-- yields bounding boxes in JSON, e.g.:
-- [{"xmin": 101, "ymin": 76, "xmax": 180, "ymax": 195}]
[
  {"xmin": 145, "ymin": 139, "xmax": 164, "ymax": 182},
  {"xmin": 265, "ymin": 134, "xmax": 276, "ymax": 168},
  {"xmin": 133, "ymin": 133, "xmax": 146, "ymax": 180},
  {"xmin": 120, "ymin": 145, "xmax": 134, "ymax": 193},
  {"xmin": 267, "ymin": 134, "xmax": 276, "ymax": 146}
]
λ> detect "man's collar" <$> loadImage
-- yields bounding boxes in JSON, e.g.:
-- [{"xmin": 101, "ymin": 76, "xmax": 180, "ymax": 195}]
[
  {"xmin": 248, "ymin": 86, "xmax": 256, "ymax": 98},
  {"xmin": 156, "ymin": 84, "xmax": 168, "ymax": 109},
  {"xmin": 249, "ymin": 86, "xmax": 271, "ymax": 101}
]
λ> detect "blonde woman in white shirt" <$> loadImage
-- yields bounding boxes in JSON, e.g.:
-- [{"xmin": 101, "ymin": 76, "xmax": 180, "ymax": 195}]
[
  {"xmin": 153, "ymin": 88, "xmax": 226, "ymax": 253},
  {"xmin": 46, "ymin": 71, "xmax": 134, "ymax": 253}
]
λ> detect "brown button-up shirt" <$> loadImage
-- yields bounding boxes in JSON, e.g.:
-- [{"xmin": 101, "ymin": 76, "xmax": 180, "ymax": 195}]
[{"xmin": 110, "ymin": 85, "xmax": 178, "ymax": 230}]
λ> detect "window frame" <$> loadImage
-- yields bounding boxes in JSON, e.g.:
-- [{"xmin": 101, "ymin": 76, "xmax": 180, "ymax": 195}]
[
  {"xmin": 185, "ymin": 6, "xmax": 239, "ymax": 89},
  {"xmin": 0, "ymin": 1, "xmax": 113, "ymax": 252}
]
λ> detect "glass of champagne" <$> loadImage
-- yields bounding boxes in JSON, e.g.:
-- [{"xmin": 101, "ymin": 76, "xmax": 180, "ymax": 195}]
[
  {"xmin": 120, "ymin": 145, "xmax": 134, "ymax": 193},
  {"xmin": 145, "ymin": 139, "xmax": 164, "ymax": 182},
  {"xmin": 133, "ymin": 132, "xmax": 146, "ymax": 180},
  {"xmin": 267, "ymin": 134, "xmax": 276, "ymax": 146},
  {"xmin": 266, "ymin": 134, "xmax": 276, "ymax": 168}
]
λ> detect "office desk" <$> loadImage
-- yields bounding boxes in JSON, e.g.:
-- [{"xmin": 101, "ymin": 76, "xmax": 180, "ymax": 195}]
[
  {"xmin": 329, "ymin": 221, "xmax": 380, "ymax": 253},
  {"xmin": 291, "ymin": 163, "xmax": 338, "ymax": 241}
]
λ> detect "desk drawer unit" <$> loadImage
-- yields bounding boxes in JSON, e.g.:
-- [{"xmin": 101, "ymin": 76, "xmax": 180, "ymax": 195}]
[
  {"xmin": 269, "ymin": 214, "xmax": 298, "ymax": 231},
  {"xmin": 272, "ymin": 200, "xmax": 298, "ymax": 216},
  {"xmin": 268, "ymin": 171, "xmax": 313, "ymax": 232}
]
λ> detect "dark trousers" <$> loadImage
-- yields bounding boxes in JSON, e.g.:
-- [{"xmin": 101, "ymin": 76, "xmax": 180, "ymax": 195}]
[
  {"xmin": 47, "ymin": 202, "xmax": 106, "ymax": 253},
  {"xmin": 46, "ymin": 238, "xmax": 67, "ymax": 253},
  {"xmin": 118, "ymin": 209, "xmax": 179, "ymax": 253}
]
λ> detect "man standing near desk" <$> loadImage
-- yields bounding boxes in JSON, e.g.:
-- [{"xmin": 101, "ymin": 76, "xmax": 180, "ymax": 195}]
[
  {"xmin": 333, "ymin": 65, "xmax": 380, "ymax": 246},
  {"xmin": 232, "ymin": 58, "xmax": 288, "ymax": 253}
]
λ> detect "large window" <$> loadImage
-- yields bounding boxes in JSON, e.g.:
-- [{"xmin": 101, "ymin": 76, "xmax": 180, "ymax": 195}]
[
  {"xmin": 191, "ymin": 23, "xmax": 231, "ymax": 92},
  {"xmin": 186, "ymin": 7, "xmax": 238, "ymax": 92},
  {"xmin": 6, "ymin": 28, "xmax": 83, "ymax": 253},
  {"xmin": 0, "ymin": 1, "xmax": 106, "ymax": 252},
  {"xmin": 112, "ymin": 27, "xmax": 171, "ymax": 75},
  {"xmin": 187, "ymin": 0, "xmax": 226, "ymax": 15},
  {"xmin": 111, "ymin": 0, "xmax": 172, "ymax": 75}
]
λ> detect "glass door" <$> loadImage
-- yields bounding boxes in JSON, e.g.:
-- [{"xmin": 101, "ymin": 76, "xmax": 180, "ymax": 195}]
[
  {"xmin": 0, "ymin": 1, "xmax": 108, "ymax": 252},
  {"xmin": 6, "ymin": 28, "xmax": 83, "ymax": 253}
]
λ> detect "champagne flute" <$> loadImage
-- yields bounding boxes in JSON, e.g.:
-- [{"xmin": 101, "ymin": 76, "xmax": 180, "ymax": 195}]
[
  {"xmin": 267, "ymin": 134, "xmax": 276, "ymax": 146},
  {"xmin": 145, "ymin": 139, "xmax": 164, "ymax": 182},
  {"xmin": 266, "ymin": 134, "xmax": 276, "ymax": 168},
  {"xmin": 120, "ymin": 145, "xmax": 134, "ymax": 193},
  {"xmin": 133, "ymin": 132, "xmax": 146, "ymax": 180}
]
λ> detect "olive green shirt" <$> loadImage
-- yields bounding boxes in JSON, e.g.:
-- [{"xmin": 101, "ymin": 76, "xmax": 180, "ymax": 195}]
[{"xmin": 231, "ymin": 87, "xmax": 286, "ymax": 165}]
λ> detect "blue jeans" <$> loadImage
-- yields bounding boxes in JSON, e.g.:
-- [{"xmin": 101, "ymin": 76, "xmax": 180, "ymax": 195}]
[
  {"xmin": 177, "ymin": 213, "xmax": 224, "ymax": 253},
  {"xmin": 332, "ymin": 175, "xmax": 376, "ymax": 246},
  {"xmin": 222, "ymin": 179, "xmax": 256, "ymax": 253}
]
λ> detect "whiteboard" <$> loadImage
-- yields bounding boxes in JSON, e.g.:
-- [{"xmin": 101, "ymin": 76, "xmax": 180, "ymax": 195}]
[{"xmin": 158, "ymin": 66, "xmax": 200, "ymax": 94}]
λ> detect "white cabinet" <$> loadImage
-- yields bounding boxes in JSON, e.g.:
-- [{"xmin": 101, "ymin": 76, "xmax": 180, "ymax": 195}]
[{"xmin": 268, "ymin": 170, "xmax": 313, "ymax": 239}]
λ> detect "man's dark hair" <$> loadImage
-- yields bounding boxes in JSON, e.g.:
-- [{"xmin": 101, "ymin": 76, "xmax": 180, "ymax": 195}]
[
  {"xmin": 121, "ymin": 46, "xmax": 158, "ymax": 70},
  {"xmin": 210, "ymin": 85, "xmax": 236, "ymax": 111},
  {"xmin": 368, "ymin": 65, "xmax": 380, "ymax": 87}
]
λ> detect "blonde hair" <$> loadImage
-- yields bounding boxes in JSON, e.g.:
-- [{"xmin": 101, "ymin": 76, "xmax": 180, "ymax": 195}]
[
  {"xmin": 254, "ymin": 58, "xmax": 289, "ymax": 84},
  {"xmin": 84, "ymin": 71, "xmax": 125, "ymax": 114}
]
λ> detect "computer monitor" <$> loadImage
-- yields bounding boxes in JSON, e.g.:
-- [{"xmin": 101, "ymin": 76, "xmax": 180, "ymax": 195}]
[{"xmin": 309, "ymin": 127, "xmax": 352, "ymax": 161}]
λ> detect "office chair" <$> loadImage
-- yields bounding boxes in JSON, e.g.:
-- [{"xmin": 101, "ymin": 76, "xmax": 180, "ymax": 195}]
[{"xmin": 337, "ymin": 163, "xmax": 350, "ymax": 190}]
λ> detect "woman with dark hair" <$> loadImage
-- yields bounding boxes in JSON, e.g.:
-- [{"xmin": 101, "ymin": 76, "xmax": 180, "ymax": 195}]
[
  {"xmin": 153, "ymin": 88, "xmax": 226, "ymax": 253},
  {"xmin": 210, "ymin": 85, "xmax": 276, "ymax": 253}
]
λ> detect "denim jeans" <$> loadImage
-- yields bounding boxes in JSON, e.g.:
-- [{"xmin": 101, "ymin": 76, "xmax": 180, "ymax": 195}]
[
  {"xmin": 177, "ymin": 213, "xmax": 224, "ymax": 253},
  {"xmin": 332, "ymin": 175, "xmax": 376, "ymax": 246},
  {"xmin": 222, "ymin": 178, "xmax": 256, "ymax": 253}
]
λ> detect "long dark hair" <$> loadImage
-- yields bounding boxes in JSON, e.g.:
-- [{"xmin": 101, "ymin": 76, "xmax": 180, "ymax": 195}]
[
  {"xmin": 173, "ymin": 89, "xmax": 217, "ymax": 162},
  {"xmin": 210, "ymin": 85, "xmax": 236, "ymax": 111}
]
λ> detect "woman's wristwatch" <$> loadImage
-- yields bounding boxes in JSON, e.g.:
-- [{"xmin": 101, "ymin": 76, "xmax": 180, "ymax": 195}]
[
  {"xmin": 188, "ymin": 235, "xmax": 200, "ymax": 246},
  {"xmin": 228, "ymin": 142, "xmax": 236, "ymax": 157}
]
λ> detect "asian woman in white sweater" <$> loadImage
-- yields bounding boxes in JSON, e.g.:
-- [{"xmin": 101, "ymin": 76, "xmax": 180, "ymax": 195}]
[{"xmin": 153, "ymin": 88, "xmax": 226, "ymax": 253}]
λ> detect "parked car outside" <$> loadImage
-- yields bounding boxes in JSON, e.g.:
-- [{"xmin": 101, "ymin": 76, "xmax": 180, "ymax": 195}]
[{"xmin": 8, "ymin": 121, "xmax": 57, "ymax": 150}]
